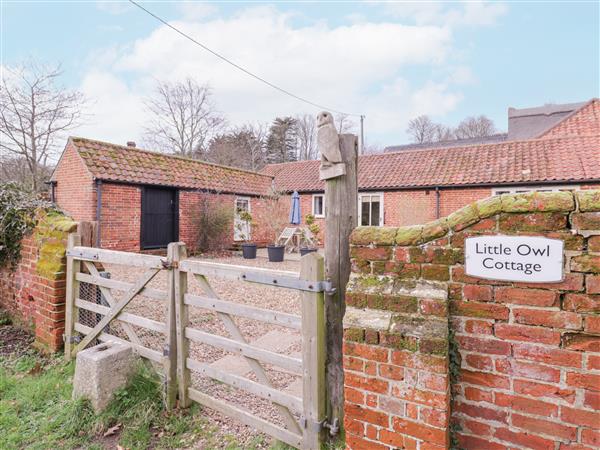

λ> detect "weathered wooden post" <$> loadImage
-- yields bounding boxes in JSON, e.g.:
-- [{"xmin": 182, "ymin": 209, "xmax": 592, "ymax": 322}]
[
  {"xmin": 318, "ymin": 111, "xmax": 359, "ymax": 438},
  {"xmin": 164, "ymin": 242, "xmax": 182, "ymax": 410},
  {"xmin": 301, "ymin": 253, "xmax": 327, "ymax": 449},
  {"xmin": 173, "ymin": 242, "xmax": 191, "ymax": 408},
  {"xmin": 64, "ymin": 232, "xmax": 81, "ymax": 361}
]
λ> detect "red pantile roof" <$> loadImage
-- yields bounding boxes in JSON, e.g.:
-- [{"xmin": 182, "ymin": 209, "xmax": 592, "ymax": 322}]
[
  {"xmin": 540, "ymin": 99, "xmax": 600, "ymax": 138},
  {"xmin": 64, "ymin": 137, "xmax": 273, "ymax": 196},
  {"xmin": 262, "ymin": 135, "xmax": 600, "ymax": 192}
]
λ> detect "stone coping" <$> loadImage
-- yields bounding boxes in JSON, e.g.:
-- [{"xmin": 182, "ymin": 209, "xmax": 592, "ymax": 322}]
[{"xmin": 351, "ymin": 190, "xmax": 600, "ymax": 247}]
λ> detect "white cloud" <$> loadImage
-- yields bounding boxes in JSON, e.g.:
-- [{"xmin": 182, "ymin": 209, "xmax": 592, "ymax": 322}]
[
  {"xmin": 76, "ymin": 71, "xmax": 147, "ymax": 145},
  {"xmin": 76, "ymin": 5, "xmax": 474, "ymax": 145}
]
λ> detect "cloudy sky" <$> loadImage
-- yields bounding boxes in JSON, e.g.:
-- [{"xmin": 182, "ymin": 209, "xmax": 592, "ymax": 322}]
[{"xmin": 2, "ymin": 1, "xmax": 598, "ymax": 154}]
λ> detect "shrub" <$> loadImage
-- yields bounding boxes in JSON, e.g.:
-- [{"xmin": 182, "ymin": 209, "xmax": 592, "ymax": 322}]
[
  {"xmin": 0, "ymin": 182, "xmax": 52, "ymax": 267},
  {"xmin": 194, "ymin": 195, "xmax": 232, "ymax": 253},
  {"xmin": 260, "ymin": 189, "xmax": 289, "ymax": 245}
]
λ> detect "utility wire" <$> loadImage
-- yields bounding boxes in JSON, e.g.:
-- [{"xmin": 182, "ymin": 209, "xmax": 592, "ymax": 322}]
[{"xmin": 128, "ymin": 0, "xmax": 362, "ymax": 117}]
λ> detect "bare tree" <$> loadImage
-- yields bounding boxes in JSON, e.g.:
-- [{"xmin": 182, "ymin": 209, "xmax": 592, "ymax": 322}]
[
  {"xmin": 335, "ymin": 113, "xmax": 356, "ymax": 134},
  {"xmin": 143, "ymin": 79, "xmax": 226, "ymax": 159},
  {"xmin": 455, "ymin": 115, "xmax": 496, "ymax": 139},
  {"xmin": 433, "ymin": 124, "xmax": 455, "ymax": 142},
  {"xmin": 0, "ymin": 61, "xmax": 86, "ymax": 191},
  {"xmin": 363, "ymin": 142, "xmax": 384, "ymax": 155},
  {"xmin": 406, "ymin": 115, "xmax": 437, "ymax": 143},
  {"xmin": 205, "ymin": 123, "xmax": 268, "ymax": 170},
  {"xmin": 294, "ymin": 114, "xmax": 318, "ymax": 160}
]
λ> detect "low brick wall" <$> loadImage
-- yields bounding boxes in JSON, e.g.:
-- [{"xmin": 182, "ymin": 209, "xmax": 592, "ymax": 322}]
[
  {"xmin": 0, "ymin": 211, "xmax": 77, "ymax": 352},
  {"xmin": 344, "ymin": 190, "xmax": 600, "ymax": 449}
]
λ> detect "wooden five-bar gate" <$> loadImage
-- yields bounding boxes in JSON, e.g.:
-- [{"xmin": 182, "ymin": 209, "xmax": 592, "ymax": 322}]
[{"xmin": 64, "ymin": 234, "xmax": 327, "ymax": 449}]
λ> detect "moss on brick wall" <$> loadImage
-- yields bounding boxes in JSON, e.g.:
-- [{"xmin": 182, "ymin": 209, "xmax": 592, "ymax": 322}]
[{"xmin": 34, "ymin": 211, "xmax": 78, "ymax": 279}]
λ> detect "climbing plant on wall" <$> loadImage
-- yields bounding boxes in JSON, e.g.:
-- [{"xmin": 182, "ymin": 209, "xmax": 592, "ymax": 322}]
[{"xmin": 0, "ymin": 183, "xmax": 52, "ymax": 267}]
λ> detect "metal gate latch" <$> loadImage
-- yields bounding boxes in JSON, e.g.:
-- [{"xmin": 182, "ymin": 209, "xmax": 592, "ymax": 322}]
[{"xmin": 161, "ymin": 259, "xmax": 178, "ymax": 269}]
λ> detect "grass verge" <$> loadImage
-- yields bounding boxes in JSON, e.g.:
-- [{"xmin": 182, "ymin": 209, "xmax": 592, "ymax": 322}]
[{"xmin": 0, "ymin": 351, "xmax": 224, "ymax": 449}]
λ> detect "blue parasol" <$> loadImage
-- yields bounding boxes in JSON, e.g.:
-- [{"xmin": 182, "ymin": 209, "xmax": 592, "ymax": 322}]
[{"xmin": 289, "ymin": 191, "xmax": 301, "ymax": 225}]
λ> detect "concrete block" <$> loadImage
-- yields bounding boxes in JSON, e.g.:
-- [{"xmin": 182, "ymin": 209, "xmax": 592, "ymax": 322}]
[{"xmin": 72, "ymin": 341, "xmax": 138, "ymax": 412}]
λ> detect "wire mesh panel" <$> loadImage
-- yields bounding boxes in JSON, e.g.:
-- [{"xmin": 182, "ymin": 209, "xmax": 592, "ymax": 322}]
[{"xmin": 68, "ymin": 252, "xmax": 169, "ymax": 369}]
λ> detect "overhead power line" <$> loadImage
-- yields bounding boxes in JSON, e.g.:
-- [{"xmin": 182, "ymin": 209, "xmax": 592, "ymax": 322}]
[{"xmin": 128, "ymin": 0, "xmax": 363, "ymax": 117}]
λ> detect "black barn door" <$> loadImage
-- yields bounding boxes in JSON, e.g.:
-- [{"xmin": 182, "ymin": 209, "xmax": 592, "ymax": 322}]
[{"xmin": 141, "ymin": 187, "xmax": 178, "ymax": 249}]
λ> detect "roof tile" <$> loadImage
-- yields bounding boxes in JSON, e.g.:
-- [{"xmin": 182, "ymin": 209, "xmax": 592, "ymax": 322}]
[
  {"xmin": 262, "ymin": 135, "xmax": 600, "ymax": 192},
  {"xmin": 68, "ymin": 137, "xmax": 273, "ymax": 196}
]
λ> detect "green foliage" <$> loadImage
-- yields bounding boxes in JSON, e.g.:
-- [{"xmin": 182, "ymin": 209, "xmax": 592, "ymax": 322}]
[
  {"xmin": 304, "ymin": 213, "xmax": 321, "ymax": 244},
  {"xmin": 0, "ymin": 182, "xmax": 53, "ymax": 268},
  {"xmin": 0, "ymin": 310, "xmax": 11, "ymax": 326},
  {"xmin": 195, "ymin": 194, "xmax": 233, "ymax": 253},
  {"xmin": 235, "ymin": 210, "xmax": 254, "ymax": 242}
]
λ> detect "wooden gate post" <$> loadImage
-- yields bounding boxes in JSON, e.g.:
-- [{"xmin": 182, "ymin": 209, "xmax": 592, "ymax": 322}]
[
  {"xmin": 64, "ymin": 232, "xmax": 81, "ymax": 361},
  {"xmin": 173, "ymin": 242, "xmax": 191, "ymax": 408},
  {"xmin": 164, "ymin": 242, "xmax": 182, "ymax": 410},
  {"xmin": 324, "ymin": 134, "xmax": 358, "ymax": 432},
  {"xmin": 301, "ymin": 253, "xmax": 327, "ymax": 449}
]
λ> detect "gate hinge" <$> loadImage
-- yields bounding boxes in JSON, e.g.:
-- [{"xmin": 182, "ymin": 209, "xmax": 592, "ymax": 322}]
[
  {"xmin": 300, "ymin": 416, "xmax": 339, "ymax": 436},
  {"xmin": 161, "ymin": 259, "xmax": 178, "ymax": 269}
]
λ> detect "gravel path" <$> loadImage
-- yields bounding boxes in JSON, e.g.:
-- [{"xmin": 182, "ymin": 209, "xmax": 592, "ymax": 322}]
[{"xmin": 94, "ymin": 254, "xmax": 304, "ymax": 449}]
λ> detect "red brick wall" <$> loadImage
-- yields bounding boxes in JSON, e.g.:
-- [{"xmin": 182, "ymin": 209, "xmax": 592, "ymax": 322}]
[
  {"xmin": 542, "ymin": 99, "xmax": 600, "ymax": 138},
  {"xmin": 100, "ymin": 183, "xmax": 141, "ymax": 252},
  {"xmin": 0, "ymin": 212, "xmax": 78, "ymax": 352},
  {"xmin": 439, "ymin": 188, "xmax": 492, "ymax": 218},
  {"xmin": 52, "ymin": 142, "xmax": 96, "ymax": 221},
  {"xmin": 179, "ymin": 191, "xmax": 274, "ymax": 251},
  {"xmin": 385, "ymin": 190, "xmax": 437, "ymax": 226},
  {"xmin": 345, "ymin": 190, "xmax": 600, "ymax": 449}
]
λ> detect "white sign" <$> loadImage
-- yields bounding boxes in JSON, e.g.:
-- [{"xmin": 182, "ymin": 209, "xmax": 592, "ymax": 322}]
[{"xmin": 465, "ymin": 235, "xmax": 564, "ymax": 283}]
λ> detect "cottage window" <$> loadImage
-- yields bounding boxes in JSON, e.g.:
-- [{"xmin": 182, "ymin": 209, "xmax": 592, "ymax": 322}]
[
  {"xmin": 359, "ymin": 193, "xmax": 384, "ymax": 226},
  {"xmin": 312, "ymin": 194, "xmax": 325, "ymax": 217}
]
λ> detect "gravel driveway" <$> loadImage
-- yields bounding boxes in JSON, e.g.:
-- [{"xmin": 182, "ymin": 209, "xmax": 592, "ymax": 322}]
[{"xmin": 94, "ymin": 254, "xmax": 304, "ymax": 449}]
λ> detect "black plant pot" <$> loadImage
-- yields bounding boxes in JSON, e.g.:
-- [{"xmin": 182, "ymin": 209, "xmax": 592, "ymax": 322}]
[
  {"xmin": 267, "ymin": 245, "xmax": 285, "ymax": 262},
  {"xmin": 241, "ymin": 243, "xmax": 257, "ymax": 259},
  {"xmin": 300, "ymin": 247, "xmax": 318, "ymax": 256}
]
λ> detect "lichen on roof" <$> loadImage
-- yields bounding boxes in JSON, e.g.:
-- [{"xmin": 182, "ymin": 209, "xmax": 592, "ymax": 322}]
[{"xmin": 69, "ymin": 136, "xmax": 274, "ymax": 196}]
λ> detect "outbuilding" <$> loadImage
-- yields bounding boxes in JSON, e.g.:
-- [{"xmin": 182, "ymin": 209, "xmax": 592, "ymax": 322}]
[{"xmin": 50, "ymin": 137, "xmax": 275, "ymax": 252}]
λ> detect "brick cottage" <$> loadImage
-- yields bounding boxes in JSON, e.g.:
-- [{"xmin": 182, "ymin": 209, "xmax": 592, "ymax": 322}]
[
  {"xmin": 50, "ymin": 99, "xmax": 599, "ymax": 252},
  {"xmin": 263, "ymin": 99, "xmax": 600, "ymax": 238},
  {"xmin": 50, "ymin": 137, "xmax": 277, "ymax": 252}
]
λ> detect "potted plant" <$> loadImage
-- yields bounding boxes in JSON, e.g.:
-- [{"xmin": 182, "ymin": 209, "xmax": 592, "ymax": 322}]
[
  {"xmin": 300, "ymin": 214, "xmax": 320, "ymax": 256},
  {"xmin": 236, "ymin": 210, "xmax": 257, "ymax": 259},
  {"xmin": 261, "ymin": 190, "xmax": 288, "ymax": 262}
]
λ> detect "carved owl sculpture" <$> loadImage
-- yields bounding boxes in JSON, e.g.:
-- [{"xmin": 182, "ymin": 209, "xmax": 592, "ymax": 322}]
[{"xmin": 317, "ymin": 111, "xmax": 343, "ymax": 164}]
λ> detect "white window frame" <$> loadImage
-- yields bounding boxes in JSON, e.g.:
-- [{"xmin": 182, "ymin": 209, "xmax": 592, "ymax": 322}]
[
  {"xmin": 358, "ymin": 192, "xmax": 384, "ymax": 226},
  {"xmin": 234, "ymin": 196, "xmax": 251, "ymax": 242},
  {"xmin": 493, "ymin": 185, "xmax": 580, "ymax": 196},
  {"xmin": 312, "ymin": 194, "xmax": 325, "ymax": 218}
]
